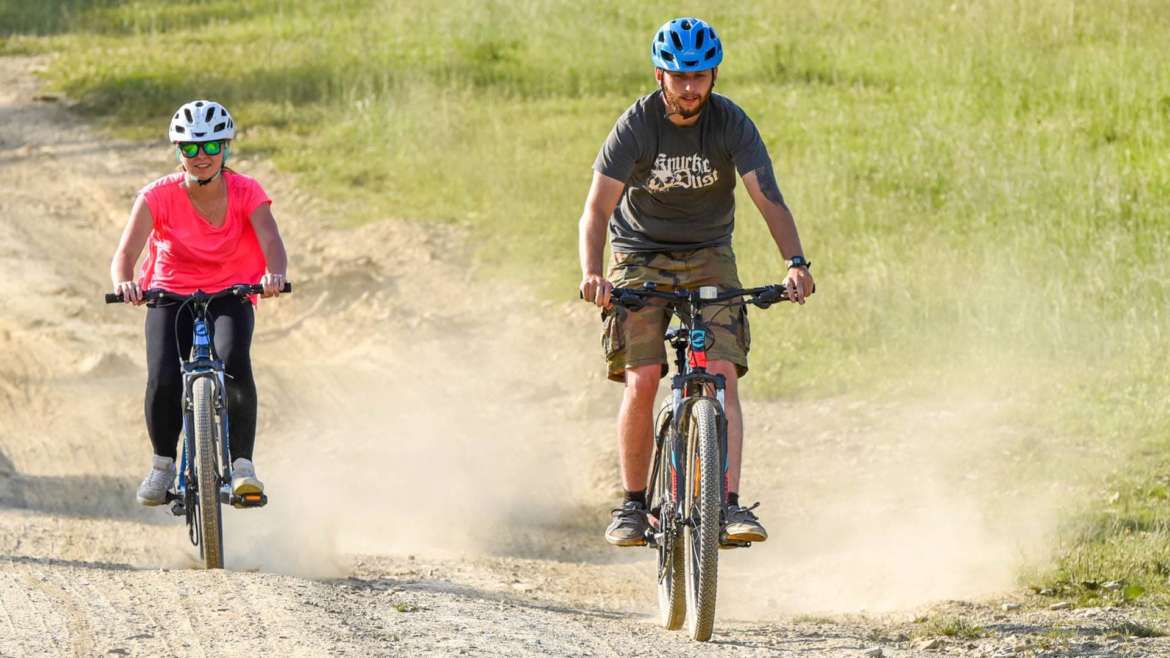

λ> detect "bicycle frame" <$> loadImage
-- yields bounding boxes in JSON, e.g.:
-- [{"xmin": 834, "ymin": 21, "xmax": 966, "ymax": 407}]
[{"xmin": 649, "ymin": 289, "xmax": 734, "ymax": 547}]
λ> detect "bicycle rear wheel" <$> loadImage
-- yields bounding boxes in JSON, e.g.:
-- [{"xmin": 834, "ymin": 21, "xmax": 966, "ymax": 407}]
[
  {"xmin": 683, "ymin": 398, "xmax": 721, "ymax": 641},
  {"xmin": 649, "ymin": 409, "xmax": 685, "ymax": 630},
  {"xmin": 192, "ymin": 376, "xmax": 224, "ymax": 569}
]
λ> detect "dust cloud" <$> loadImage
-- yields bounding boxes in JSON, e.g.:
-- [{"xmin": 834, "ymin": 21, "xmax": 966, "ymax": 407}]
[
  {"xmin": 222, "ymin": 244, "xmax": 1090, "ymax": 618},
  {"xmin": 715, "ymin": 382, "xmax": 1091, "ymax": 616},
  {"xmin": 218, "ymin": 258, "xmax": 607, "ymax": 577}
]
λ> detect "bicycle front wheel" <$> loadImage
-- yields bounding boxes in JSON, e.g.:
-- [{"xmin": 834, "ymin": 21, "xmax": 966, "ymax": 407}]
[
  {"xmin": 650, "ymin": 409, "xmax": 685, "ymax": 630},
  {"xmin": 683, "ymin": 398, "xmax": 721, "ymax": 641},
  {"xmin": 192, "ymin": 376, "xmax": 224, "ymax": 569}
]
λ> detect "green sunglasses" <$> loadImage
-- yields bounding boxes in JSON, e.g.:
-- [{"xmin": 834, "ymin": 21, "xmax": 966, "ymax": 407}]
[{"xmin": 177, "ymin": 140, "xmax": 225, "ymax": 158}]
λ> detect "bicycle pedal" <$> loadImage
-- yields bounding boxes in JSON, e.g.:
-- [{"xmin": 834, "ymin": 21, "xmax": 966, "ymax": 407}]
[
  {"xmin": 644, "ymin": 531, "xmax": 662, "ymax": 548},
  {"xmin": 229, "ymin": 492, "xmax": 268, "ymax": 509},
  {"xmin": 719, "ymin": 539, "xmax": 752, "ymax": 549},
  {"xmin": 169, "ymin": 501, "xmax": 186, "ymax": 517}
]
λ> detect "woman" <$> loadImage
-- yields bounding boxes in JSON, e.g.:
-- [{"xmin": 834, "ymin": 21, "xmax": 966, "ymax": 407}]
[{"xmin": 109, "ymin": 100, "xmax": 288, "ymax": 506}]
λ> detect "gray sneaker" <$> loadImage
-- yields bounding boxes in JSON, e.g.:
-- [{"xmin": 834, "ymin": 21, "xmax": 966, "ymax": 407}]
[
  {"xmin": 230, "ymin": 458, "xmax": 264, "ymax": 496},
  {"xmin": 723, "ymin": 502, "xmax": 767, "ymax": 543},
  {"xmin": 605, "ymin": 501, "xmax": 649, "ymax": 547},
  {"xmin": 136, "ymin": 455, "xmax": 176, "ymax": 506}
]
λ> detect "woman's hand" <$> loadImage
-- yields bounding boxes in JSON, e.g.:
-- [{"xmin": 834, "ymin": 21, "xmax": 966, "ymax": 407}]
[
  {"xmin": 114, "ymin": 280, "xmax": 144, "ymax": 305},
  {"xmin": 260, "ymin": 272, "xmax": 286, "ymax": 298}
]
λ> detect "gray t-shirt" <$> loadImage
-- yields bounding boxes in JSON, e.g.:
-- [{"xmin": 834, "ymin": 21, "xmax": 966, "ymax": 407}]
[{"xmin": 593, "ymin": 90, "xmax": 773, "ymax": 252}]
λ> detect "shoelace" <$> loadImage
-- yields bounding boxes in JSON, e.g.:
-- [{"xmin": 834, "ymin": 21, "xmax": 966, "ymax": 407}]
[
  {"xmin": 729, "ymin": 501, "xmax": 761, "ymax": 521},
  {"xmin": 611, "ymin": 504, "xmax": 646, "ymax": 516}
]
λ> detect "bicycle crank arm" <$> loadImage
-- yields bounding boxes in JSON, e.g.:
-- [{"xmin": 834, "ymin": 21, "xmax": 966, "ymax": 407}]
[{"xmin": 159, "ymin": 490, "xmax": 187, "ymax": 516}]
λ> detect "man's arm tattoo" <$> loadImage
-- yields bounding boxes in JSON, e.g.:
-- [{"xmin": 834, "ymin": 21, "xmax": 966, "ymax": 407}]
[{"xmin": 753, "ymin": 162, "xmax": 787, "ymax": 209}]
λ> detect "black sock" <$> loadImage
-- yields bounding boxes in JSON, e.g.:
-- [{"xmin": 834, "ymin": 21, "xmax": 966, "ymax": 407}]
[
  {"xmin": 728, "ymin": 492, "xmax": 739, "ymax": 507},
  {"xmin": 624, "ymin": 489, "xmax": 646, "ymax": 506}
]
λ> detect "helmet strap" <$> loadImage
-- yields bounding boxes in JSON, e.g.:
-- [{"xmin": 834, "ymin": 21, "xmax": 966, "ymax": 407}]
[{"xmin": 183, "ymin": 166, "xmax": 223, "ymax": 187}]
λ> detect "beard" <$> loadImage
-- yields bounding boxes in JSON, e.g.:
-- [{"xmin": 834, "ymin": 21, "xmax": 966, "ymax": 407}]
[{"xmin": 662, "ymin": 85, "xmax": 712, "ymax": 119}]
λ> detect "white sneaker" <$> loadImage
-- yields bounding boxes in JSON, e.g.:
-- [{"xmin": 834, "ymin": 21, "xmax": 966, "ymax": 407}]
[
  {"xmin": 231, "ymin": 458, "xmax": 264, "ymax": 496},
  {"xmin": 136, "ymin": 455, "xmax": 176, "ymax": 506}
]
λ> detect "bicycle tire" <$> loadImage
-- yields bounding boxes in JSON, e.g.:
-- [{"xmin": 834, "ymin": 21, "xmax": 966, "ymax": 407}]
[
  {"xmin": 193, "ymin": 376, "xmax": 224, "ymax": 569},
  {"xmin": 650, "ymin": 408, "xmax": 685, "ymax": 630},
  {"xmin": 683, "ymin": 398, "xmax": 721, "ymax": 641}
]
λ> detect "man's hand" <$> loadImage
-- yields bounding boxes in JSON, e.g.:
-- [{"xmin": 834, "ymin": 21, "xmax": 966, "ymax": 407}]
[
  {"xmin": 579, "ymin": 273, "xmax": 614, "ymax": 308},
  {"xmin": 784, "ymin": 266, "xmax": 814, "ymax": 305}
]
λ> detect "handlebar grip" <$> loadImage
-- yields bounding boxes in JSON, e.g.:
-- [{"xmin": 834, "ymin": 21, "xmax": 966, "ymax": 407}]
[
  {"xmin": 244, "ymin": 282, "xmax": 293, "ymax": 294},
  {"xmin": 105, "ymin": 293, "xmax": 122, "ymax": 304}
]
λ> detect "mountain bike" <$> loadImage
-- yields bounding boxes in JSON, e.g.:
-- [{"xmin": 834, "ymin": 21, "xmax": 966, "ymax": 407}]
[
  {"xmin": 106, "ymin": 283, "xmax": 291, "ymax": 569},
  {"xmin": 608, "ymin": 282, "xmax": 789, "ymax": 641}
]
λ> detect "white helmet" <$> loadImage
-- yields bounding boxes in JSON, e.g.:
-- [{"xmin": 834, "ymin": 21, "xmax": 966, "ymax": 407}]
[{"xmin": 168, "ymin": 100, "xmax": 235, "ymax": 142}]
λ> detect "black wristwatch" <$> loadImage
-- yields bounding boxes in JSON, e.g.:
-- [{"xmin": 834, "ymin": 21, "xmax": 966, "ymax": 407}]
[{"xmin": 787, "ymin": 255, "xmax": 811, "ymax": 270}]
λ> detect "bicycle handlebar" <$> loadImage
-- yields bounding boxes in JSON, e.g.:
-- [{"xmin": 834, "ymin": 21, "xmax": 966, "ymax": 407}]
[
  {"xmin": 104, "ymin": 282, "xmax": 292, "ymax": 305},
  {"xmin": 607, "ymin": 284, "xmax": 792, "ymax": 311}
]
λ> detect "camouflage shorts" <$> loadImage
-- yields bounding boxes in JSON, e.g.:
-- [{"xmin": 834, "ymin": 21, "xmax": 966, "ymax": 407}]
[{"xmin": 601, "ymin": 245, "xmax": 750, "ymax": 383}]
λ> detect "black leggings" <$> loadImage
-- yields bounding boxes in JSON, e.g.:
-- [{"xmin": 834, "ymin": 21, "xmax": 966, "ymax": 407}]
[{"xmin": 145, "ymin": 297, "xmax": 257, "ymax": 461}]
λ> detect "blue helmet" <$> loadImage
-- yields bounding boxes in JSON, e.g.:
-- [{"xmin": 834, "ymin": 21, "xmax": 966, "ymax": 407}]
[{"xmin": 650, "ymin": 17, "xmax": 723, "ymax": 72}]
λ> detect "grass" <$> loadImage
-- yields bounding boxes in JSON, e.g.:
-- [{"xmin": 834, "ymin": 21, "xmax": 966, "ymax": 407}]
[
  {"xmin": 5, "ymin": 0, "xmax": 1170, "ymax": 605},
  {"xmin": 914, "ymin": 615, "xmax": 984, "ymax": 640}
]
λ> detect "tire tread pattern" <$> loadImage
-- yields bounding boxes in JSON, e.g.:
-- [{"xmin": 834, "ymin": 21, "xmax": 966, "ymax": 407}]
[
  {"xmin": 193, "ymin": 377, "xmax": 224, "ymax": 569},
  {"xmin": 684, "ymin": 399, "xmax": 720, "ymax": 641}
]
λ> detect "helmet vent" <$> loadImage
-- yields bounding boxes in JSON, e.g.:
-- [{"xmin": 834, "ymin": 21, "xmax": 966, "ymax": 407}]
[
  {"xmin": 657, "ymin": 31, "xmax": 665, "ymax": 43},
  {"xmin": 194, "ymin": 101, "xmax": 204, "ymax": 107},
  {"xmin": 681, "ymin": 20, "xmax": 692, "ymax": 30},
  {"xmin": 204, "ymin": 107, "xmax": 215, "ymax": 122},
  {"xmin": 213, "ymin": 122, "xmax": 226, "ymax": 132},
  {"xmin": 683, "ymin": 60, "xmax": 697, "ymax": 67},
  {"xmin": 670, "ymin": 32, "xmax": 683, "ymax": 49},
  {"xmin": 704, "ymin": 47, "xmax": 716, "ymax": 60},
  {"xmin": 174, "ymin": 126, "xmax": 185, "ymax": 134},
  {"xmin": 696, "ymin": 30, "xmax": 705, "ymax": 48},
  {"xmin": 661, "ymin": 51, "xmax": 675, "ymax": 62},
  {"xmin": 183, "ymin": 108, "xmax": 193, "ymax": 122}
]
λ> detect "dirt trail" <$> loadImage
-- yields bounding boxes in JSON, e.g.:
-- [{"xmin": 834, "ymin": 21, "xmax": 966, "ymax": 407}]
[{"xmin": 1, "ymin": 55, "xmax": 1167, "ymax": 656}]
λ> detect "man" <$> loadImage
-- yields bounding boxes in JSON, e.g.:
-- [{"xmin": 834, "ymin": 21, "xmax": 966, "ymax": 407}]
[{"xmin": 578, "ymin": 17, "xmax": 814, "ymax": 547}]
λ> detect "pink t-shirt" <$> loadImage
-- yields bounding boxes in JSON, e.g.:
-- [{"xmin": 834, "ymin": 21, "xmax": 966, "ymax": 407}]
[{"xmin": 138, "ymin": 171, "xmax": 271, "ymax": 295}]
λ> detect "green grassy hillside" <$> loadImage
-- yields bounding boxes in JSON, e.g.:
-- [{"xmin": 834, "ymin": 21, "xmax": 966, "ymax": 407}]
[{"xmin": 4, "ymin": 0, "xmax": 1170, "ymax": 607}]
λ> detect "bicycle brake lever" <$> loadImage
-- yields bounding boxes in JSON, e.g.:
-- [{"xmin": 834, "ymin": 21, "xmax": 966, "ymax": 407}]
[
  {"xmin": 614, "ymin": 291, "xmax": 647, "ymax": 311},
  {"xmin": 753, "ymin": 286, "xmax": 783, "ymax": 308}
]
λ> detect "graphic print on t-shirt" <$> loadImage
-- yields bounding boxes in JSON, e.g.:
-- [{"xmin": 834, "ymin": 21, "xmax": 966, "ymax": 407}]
[{"xmin": 647, "ymin": 153, "xmax": 719, "ymax": 192}]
